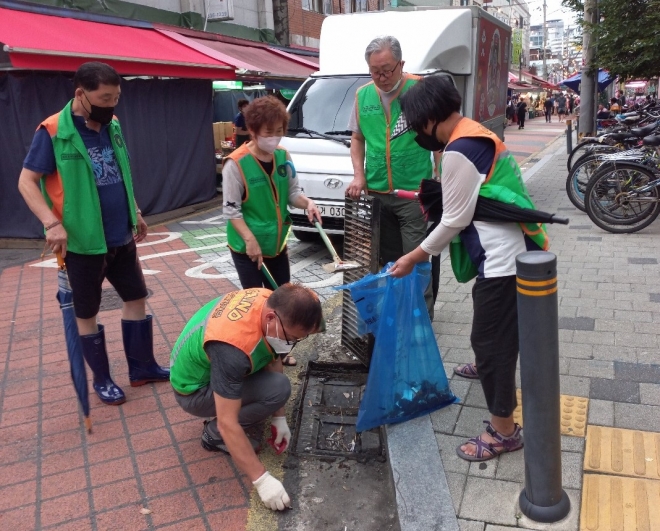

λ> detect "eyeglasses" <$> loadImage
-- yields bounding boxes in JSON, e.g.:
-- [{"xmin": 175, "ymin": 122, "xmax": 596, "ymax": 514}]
[
  {"xmin": 369, "ymin": 62, "xmax": 400, "ymax": 79},
  {"xmin": 274, "ymin": 312, "xmax": 308, "ymax": 346}
]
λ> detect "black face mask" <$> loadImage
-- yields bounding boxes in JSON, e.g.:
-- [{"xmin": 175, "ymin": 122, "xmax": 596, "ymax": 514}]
[
  {"xmin": 414, "ymin": 123, "xmax": 446, "ymax": 152},
  {"xmin": 82, "ymin": 92, "xmax": 115, "ymax": 126}
]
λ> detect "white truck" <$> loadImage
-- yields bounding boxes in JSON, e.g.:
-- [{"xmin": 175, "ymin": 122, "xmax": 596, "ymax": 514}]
[{"xmin": 281, "ymin": 6, "xmax": 512, "ymax": 239}]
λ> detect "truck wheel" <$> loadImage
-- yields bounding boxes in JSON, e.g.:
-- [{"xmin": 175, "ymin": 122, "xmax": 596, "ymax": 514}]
[{"xmin": 293, "ymin": 230, "xmax": 321, "ymax": 243}]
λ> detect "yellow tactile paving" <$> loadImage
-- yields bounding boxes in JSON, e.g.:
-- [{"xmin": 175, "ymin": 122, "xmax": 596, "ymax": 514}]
[
  {"xmin": 584, "ymin": 426, "xmax": 660, "ymax": 480},
  {"xmin": 579, "ymin": 474, "xmax": 660, "ymax": 531},
  {"xmin": 513, "ymin": 388, "xmax": 588, "ymax": 437}
]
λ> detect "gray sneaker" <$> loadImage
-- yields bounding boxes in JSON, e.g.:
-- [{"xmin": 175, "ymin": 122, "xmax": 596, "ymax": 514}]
[{"xmin": 201, "ymin": 419, "xmax": 261, "ymax": 453}]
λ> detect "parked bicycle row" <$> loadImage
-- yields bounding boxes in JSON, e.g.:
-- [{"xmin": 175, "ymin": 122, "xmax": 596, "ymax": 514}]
[{"xmin": 564, "ymin": 102, "xmax": 660, "ymax": 233}]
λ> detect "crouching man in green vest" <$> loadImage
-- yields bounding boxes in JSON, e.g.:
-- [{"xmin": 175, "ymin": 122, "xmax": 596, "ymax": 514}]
[
  {"xmin": 170, "ymin": 284, "xmax": 324, "ymax": 511},
  {"xmin": 346, "ymin": 35, "xmax": 439, "ymax": 318},
  {"xmin": 18, "ymin": 62, "xmax": 169, "ymax": 407}
]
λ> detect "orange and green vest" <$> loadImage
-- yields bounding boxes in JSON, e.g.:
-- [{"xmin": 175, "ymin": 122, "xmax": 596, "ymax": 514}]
[
  {"xmin": 447, "ymin": 118, "xmax": 550, "ymax": 282},
  {"xmin": 356, "ymin": 74, "xmax": 432, "ymax": 192},
  {"xmin": 40, "ymin": 100, "xmax": 137, "ymax": 255},
  {"xmin": 226, "ymin": 144, "xmax": 292, "ymax": 257},
  {"xmin": 169, "ymin": 289, "xmax": 277, "ymax": 395}
]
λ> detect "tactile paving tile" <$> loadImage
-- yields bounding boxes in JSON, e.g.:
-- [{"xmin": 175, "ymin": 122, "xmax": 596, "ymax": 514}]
[
  {"xmin": 584, "ymin": 426, "xmax": 660, "ymax": 480},
  {"xmin": 513, "ymin": 389, "xmax": 588, "ymax": 437},
  {"xmin": 579, "ymin": 474, "xmax": 660, "ymax": 531}
]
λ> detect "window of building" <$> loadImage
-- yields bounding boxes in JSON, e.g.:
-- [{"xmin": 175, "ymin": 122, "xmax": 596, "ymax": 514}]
[
  {"xmin": 303, "ymin": 0, "xmax": 332, "ymax": 14},
  {"xmin": 351, "ymin": 0, "xmax": 368, "ymax": 12}
]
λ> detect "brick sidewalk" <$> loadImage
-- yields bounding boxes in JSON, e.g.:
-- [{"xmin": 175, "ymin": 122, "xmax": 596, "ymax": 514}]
[
  {"xmin": 430, "ymin": 136, "xmax": 660, "ymax": 530},
  {"xmin": 0, "ymin": 229, "xmax": 253, "ymax": 531}
]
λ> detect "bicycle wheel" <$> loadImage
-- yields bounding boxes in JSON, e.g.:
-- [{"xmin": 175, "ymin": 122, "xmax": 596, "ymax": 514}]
[
  {"xmin": 565, "ymin": 154, "xmax": 604, "ymax": 211},
  {"xmin": 584, "ymin": 163, "xmax": 660, "ymax": 233},
  {"xmin": 567, "ymin": 140, "xmax": 618, "ymax": 171}
]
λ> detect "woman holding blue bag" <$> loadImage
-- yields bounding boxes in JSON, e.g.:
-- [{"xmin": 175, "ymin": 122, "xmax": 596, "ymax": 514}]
[{"xmin": 390, "ymin": 76, "xmax": 548, "ymax": 462}]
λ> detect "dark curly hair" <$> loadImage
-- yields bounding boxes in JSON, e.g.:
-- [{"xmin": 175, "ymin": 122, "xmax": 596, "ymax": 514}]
[{"xmin": 243, "ymin": 96, "xmax": 290, "ymax": 134}]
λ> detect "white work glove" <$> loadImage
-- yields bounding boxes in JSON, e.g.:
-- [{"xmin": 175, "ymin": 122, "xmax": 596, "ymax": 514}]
[
  {"xmin": 270, "ymin": 416, "xmax": 291, "ymax": 453},
  {"xmin": 253, "ymin": 471, "xmax": 291, "ymax": 510}
]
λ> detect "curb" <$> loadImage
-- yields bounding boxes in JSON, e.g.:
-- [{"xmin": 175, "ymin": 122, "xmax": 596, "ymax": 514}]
[{"xmin": 386, "ymin": 416, "xmax": 460, "ymax": 531}]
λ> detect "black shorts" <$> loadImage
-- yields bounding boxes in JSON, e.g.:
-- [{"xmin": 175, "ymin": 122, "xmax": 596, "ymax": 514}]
[{"xmin": 64, "ymin": 240, "xmax": 148, "ymax": 319}]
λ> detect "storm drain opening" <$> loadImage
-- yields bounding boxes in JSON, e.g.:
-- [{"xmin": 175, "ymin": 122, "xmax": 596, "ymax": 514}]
[{"xmin": 293, "ymin": 361, "xmax": 385, "ymax": 461}]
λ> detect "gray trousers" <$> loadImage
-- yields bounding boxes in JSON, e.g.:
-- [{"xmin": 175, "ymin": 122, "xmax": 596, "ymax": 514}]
[
  {"xmin": 174, "ymin": 370, "xmax": 291, "ymax": 437},
  {"xmin": 377, "ymin": 193, "xmax": 435, "ymax": 318}
]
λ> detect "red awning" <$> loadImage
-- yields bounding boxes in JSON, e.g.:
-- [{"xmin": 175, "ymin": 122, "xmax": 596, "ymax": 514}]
[
  {"xmin": 0, "ymin": 7, "xmax": 235, "ymax": 79},
  {"xmin": 158, "ymin": 29, "xmax": 318, "ymax": 80}
]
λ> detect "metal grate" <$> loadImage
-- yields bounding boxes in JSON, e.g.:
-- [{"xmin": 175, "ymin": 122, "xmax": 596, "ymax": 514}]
[{"xmin": 341, "ymin": 195, "xmax": 381, "ymax": 367}]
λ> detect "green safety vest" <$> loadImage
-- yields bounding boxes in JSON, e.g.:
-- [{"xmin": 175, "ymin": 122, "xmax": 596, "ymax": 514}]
[
  {"xmin": 357, "ymin": 75, "xmax": 432, "ymax": 192},
  {"xmin": 40, "ymin": 100, "xmax": 137, "ymax": 255},
  {"xmin": 226, "ymin": 145, "xmax": 292, "ymax": 257},
  {"xmin": 446, "ymin": 118, "xmax": 550, "ymax": 282},
  {"xmin": 169, "ymin": 290, "xmax": 277, "ymax": 395}
]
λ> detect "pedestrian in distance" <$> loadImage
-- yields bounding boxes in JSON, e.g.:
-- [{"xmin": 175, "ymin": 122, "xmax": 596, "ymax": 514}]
[
  {"xmin": 18, "ymin": 61, "xmax": 169, "ymax": 406},
  {"xmin": 390, "ymin": 75, "xmax": 550, "ymax": 462},
  {"xmin": 222, "ymin": 96, "xmax": 321, "ymax": 367},
  {"xmin": 610, "ymin": 97, "xmax": 621, "ymax": 115},
  {"xmin": 568, "ymin": 94, "xmax": 575, "ymax": 115},
  {"xmin": 169, "ymin": 284, "xmax": 324, "ymax": 511},
  {"xmin": 233, "ymin": 98, "xmax": 250, "ymax": 148},
  {"xmin": 516, "ymin": 99, "xmax": 527, "ymax": 129},
  {"xmin": 596, "ymin": 104, "xmax": 611, "ymax": 120},
  {"xmin": 346, "ymin": 35, "xmax": 438, "ymax": 318},
  {"xmin": 557, "ymin": 93, "xmax": 567, "ymax": 123},
  {"xmin": 544, "ymin": 97, "xmax": 553, "ymax": 123}
]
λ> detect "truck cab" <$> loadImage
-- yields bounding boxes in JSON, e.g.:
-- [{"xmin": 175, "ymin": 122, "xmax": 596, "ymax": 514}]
[{"xmin": 282, "ymin": 7, "xmax": 511, "ymax": 237}]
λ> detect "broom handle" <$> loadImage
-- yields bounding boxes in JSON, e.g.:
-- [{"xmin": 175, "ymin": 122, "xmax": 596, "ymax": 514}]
[
  {"xmin": 261, "ymin": 264, "xmax": 278, "ymax": 290},
  {"xmin": 56, "ymin": 251, "xmax": 65, "ymax": 269},
  {"xmin": 393, "ymin": 189, "xmax": 418, "ymax": 200},
  {"xmin": 314, "ymin": 222, "xmax": 341, "ymax": 262}
]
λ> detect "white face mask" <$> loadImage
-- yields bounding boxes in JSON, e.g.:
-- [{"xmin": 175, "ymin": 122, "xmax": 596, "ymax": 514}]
[
  {"xmin": 381, "ymin": 77, "xmax": 402, "ymax": 95},
  {"xmin": 256, "ymin": 135, "xmax": 282, "ymax": 154},
  {"xmin": 265, "ymin": 319, "xmax": 294, "ymax": 355}
]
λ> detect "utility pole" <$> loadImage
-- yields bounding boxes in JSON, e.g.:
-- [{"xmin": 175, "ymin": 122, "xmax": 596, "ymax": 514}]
[
  {"xmin": 542, "ymin": 0, "xmax": 547, "ymax": 80},
  {"xmin": 578, "ymin": 0, "xmax": 597, "ymax": 138}
]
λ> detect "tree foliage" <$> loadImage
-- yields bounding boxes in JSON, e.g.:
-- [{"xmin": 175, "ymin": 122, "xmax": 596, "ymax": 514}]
[{"xmin": 561, "ymin": 0, "xmax": 660, "ymax": 79}]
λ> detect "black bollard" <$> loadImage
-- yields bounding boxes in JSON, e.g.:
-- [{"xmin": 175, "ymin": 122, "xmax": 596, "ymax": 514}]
[
  {"xmin": 516, "ymin": 251, "xmax": 571, "ymax": 523},
  {"xmin": 566, "ymin": 119, "xmax": 573, "ymax": 155}
]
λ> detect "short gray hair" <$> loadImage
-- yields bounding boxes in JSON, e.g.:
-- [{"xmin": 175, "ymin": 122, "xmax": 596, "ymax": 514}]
[{"xmin": 364, "ymin": 36, "xmax": 402, "ymax": 64}]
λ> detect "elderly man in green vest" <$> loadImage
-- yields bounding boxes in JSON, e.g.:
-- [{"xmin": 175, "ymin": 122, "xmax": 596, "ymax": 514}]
[{"xmin": 346, "ymin": 36, "xmax": 437, "ymax": 317}]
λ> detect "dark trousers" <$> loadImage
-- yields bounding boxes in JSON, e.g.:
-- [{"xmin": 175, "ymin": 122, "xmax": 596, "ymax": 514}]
[
  {"xmin": 231, "ymin": 248, "xmax": 290, "ymax": 289},
  {"xmin": 174, "ymin": 371, "xmax": 291, "ymax": 434},
  {"xmin": 517, "ymin": 113, "xmax": 525, "ymax": 128},
  {"xmin": 470, "ymin": 276, "xmax": 519, "ymax": 418},
  {"xmin": 545, "ymin": 108, "xmax": 552, "ymax": 122}
]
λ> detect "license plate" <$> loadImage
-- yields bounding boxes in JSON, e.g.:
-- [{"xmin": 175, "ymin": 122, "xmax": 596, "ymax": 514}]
[{"xmin": 304, "ymin": 206, "xmax": 345, "ymax": 218}]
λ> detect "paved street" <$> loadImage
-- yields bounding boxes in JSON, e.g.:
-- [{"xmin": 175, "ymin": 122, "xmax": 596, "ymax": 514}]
[{"xmin": 5, "ymin": 116, "xmax": 660, "ymax": 531}]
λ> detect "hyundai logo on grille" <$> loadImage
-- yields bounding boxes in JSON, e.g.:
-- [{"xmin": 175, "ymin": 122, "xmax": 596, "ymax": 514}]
[{"xmin": 324, "ymin": 178, "xmax": 343, "ymax": 189}]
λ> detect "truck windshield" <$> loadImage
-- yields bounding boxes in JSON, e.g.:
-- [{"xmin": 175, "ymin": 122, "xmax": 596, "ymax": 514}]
[{"xmin": 287, "ymin": 76, "xmax": 370, "ymax": 138}]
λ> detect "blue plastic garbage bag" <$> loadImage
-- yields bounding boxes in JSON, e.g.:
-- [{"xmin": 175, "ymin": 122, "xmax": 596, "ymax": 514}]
[
  {"xmin": 339, "ymin": 262, "xmax": 458, "ymax": 432},
  {"xmin": 335, "ymin": 268, "xmax": 390, "ymax": 334}
]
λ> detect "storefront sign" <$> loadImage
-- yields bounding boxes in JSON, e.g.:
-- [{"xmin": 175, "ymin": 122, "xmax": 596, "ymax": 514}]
[
  {"xmin": 213, "ymin": 81, "xmax": 243, "ymax": 90},
  {"xmin": 280, "ymin": 89, "xmax": 297, "ymax": 100},
  {"xmin": 207, "ymin": 0, "xmax": 234, "ymax": 21}
]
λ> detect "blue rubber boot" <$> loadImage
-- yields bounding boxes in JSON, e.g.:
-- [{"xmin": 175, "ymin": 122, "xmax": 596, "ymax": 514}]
[
  {"xmin": 121, "ymin": 315, "xmax": 170, "ymax": 387},
  {"xmin": 80, "ymin": 325, "xmax": 126, "ymax": 405}
]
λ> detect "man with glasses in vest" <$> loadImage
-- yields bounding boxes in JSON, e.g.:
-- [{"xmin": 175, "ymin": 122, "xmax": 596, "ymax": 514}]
[
  {"xmin": 170, "ymin": 283, "xmax": 324, "ymax": 511},
  {"xmin": 18, "ymin": 62, "xmax": 169, "ymax": 407},
  {"xmin": 346, "ymin": 36, "xmax": 437, "ymax": 317}
]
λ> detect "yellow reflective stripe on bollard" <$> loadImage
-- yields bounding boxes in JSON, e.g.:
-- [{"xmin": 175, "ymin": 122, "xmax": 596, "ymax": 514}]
[{"xmin": 517, "ymin": 277, "xmax": 558, "ymax": 296}]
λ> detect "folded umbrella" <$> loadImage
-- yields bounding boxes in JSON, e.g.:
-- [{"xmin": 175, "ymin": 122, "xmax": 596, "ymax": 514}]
[
  {"xmin": 395, "ymin": 179, "xmax": 569, "ymax": 225},
  {"xmin": 56, "ymin": 252, "xmax": 92, "ymax": 433}
]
